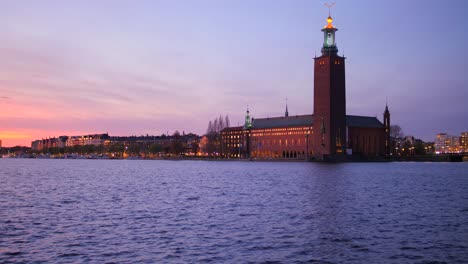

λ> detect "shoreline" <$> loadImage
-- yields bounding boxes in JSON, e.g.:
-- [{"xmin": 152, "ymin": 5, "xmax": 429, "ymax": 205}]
[{"xmin": 2, "ymin": 155, "xmax": 466, "ymax": 162}]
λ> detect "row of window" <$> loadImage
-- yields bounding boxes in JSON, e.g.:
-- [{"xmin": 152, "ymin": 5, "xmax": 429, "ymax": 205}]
[
  {"xmin": 251, "ymin": 131, "xmax": 312, "ymax": 137},
  {"xmin": 252, "ymin": 138, "xmax": 310, "ymax": 147},
  {"xmin": 222, "ymin": 126, "xmax": 312, "ymax": 135},
  {"xmin": 251, "ymin": 150, "xmax": 314, "ymax": 159},
  {"xmin": 318, "ymin": 60, "xmax": 342, "ymax": 65}
]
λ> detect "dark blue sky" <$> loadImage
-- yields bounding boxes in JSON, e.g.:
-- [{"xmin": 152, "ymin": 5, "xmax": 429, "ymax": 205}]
[{"xmin": 0, "ymin": 0, "xmax": 467, "ymax": 146}]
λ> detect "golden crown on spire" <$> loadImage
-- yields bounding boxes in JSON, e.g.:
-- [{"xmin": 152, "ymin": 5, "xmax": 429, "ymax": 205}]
[
  {"xmin": 325, "ymin": 15, "xmax": 334, "ymax": 29},
  {"xmin": 324, "ymin": 2, "xmax": 336, "ymax": 29}
]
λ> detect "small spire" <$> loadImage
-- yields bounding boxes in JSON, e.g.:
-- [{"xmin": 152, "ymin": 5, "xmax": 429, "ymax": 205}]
[
  {"xmin": 244, "ymin": 106, "xmax": 252, "ymax": 129},
  {"xmin": 324, "ymin": 2, "xmax": 336, "ymax": 29},
  {"xmin": 384, "ymin": 99, "xmax": 390, "ymax": 114},
  {"xmin": 285, "ymin": 97, "xmax": 289, "ymax": 117},
  {"xmin": 325, "ymin": 2, "xmax": 336, "ymax": 17}
]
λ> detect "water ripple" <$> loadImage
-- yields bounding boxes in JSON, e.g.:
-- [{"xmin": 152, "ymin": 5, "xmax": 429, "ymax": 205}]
[{"xmin": 1, "ymin": 159, "xmax": 468, "ymax": 263}]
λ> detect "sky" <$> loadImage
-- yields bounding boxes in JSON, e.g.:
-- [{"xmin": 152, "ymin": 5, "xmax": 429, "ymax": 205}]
[{"xmin": 1, "ymin": 0, "xmax": 467, "ymax": 147}]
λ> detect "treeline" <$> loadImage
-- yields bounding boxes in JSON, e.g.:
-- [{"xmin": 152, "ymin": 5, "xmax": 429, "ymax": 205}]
[
  {"xmin": 203, "ymin": 115, "xmax": 230, "ymax": 155},
  {"xmin": 390, "ymin": 125, "xmax": 433, "ymax": 156},
  {"xmin": 0, "ymin": 146, "xmax": 31, "ymax": 154},
  {"xmin": 207, "ymin": 115, "xmax": 230, "ymax": 135}
]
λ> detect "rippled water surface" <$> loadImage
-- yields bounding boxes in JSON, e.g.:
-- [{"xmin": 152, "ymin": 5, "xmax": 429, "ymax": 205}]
[{"xmin": 1, "ymin": 159, "xmax": 468, "ymax": 263}]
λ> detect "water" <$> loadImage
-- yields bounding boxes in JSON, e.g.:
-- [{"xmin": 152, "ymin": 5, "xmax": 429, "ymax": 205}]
[{"xmin": 1, "ymin": 159, "xmax": 467, "ymax": 263}]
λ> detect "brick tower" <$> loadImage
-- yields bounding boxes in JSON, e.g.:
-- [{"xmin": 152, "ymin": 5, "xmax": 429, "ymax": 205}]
[{"xmin": 312, "ymin": 13, "xmax": 346, "ymax": 160}]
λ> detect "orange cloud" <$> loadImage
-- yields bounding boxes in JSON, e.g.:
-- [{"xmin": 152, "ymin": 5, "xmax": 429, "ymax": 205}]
[
  {"xmin": 0, "ymin": 129, "xmax": 89, "ymax": 147},
  {"xmin": 0, "ymin": 130, "xmax": 34, "ymax": 147}
]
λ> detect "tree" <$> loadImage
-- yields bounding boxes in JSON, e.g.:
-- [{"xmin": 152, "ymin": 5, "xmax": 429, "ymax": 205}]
[
  {"xmin": 95, "ymin": 144, "xmax": 105, "ymax": 154},
  {"xmin": 402, "ymin": 140, "xmax": 412, "ymax": 156},
  {"xmin": 109, "ymin": 143, "xmax": 125, "ymax": 156},
  {"xmin": 207, "ymin": 121, "xmax": 213, "ymax": 135},
  {"xmin": 414, "ymin": 139, "xmax": 426, "ymax": 155},
  {"xmin": 217, "ymin": 115, "xmax": 225, "ymax": 133},
  {"xmin": 171, "ymin": 131, "xmax": 184, "ymax": 155},
  {"xmin": 127, "ymin": 143, "xmax": 141, "ymax": 155},
  {"xmin": 204, "ymin": 115, "xmax": 230, "ymax": 156},
  {"xmin": 390, "ymin": 125, "xmax": 404, "ymax": 139},
  {"xmin": 191, "ymin": 141, "xmax": 199, "ymax": 154},
  {"xmin": 213, "ymin": 119, "xmax": 218, "ymax": 134},
  {"xmin": 225, "ymin": 115, "xmax": 230, "ymax": 128},
  {"xmin": 84, "ymin": 144, "xmax": 95, "ymax": 154},
  {"xmin": 149, "ymin": 143, "xmax": 163, "ymax": 154}
]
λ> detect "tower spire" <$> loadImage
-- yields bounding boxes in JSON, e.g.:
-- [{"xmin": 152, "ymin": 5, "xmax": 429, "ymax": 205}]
[
  {"xmin": 325, "ymin": 2, "xmax": 335, "ymax": 17},
  {"xmin": 321, "ymin": 3, "xmax": 338, "ymax": 55},
  {"xmin": 383, "ymin": 101, "xmax": 391, "ymax": 156},
  {"xmin": 244, "ymin": 106, "xmax": 252, "ymax": 129},
  {"xmin": 285, "ymin": 97, "xmax": 289, "ymax": 117}
]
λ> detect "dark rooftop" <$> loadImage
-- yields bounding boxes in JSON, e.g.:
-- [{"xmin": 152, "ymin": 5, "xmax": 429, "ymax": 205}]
[
  {"xmin": 252, "ymin": 115, "xmax": 313, "ymax": 129},
  {"xmin": 252, "ymin": 114, "xmax": 383, "ymax": 129},
  {"xmin": 346, "ymin": 115, "xmax": 384, "ymax": 128},
  {"xmin": 222, "ymin": 126, "xmax": 243, "ymax": 131},
  {"xmin": 221, "ymin": 114, "xmax": 383, "ymax": 131}
]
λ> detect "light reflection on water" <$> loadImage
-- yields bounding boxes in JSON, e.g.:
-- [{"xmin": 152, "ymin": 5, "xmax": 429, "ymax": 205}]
[{"xmin": 1, "ymin": 159, "xmax": 467, "ymax": 263}]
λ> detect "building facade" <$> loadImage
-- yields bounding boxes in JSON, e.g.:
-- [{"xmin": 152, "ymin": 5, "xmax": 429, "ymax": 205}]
[
  {"xmin": 434, "ymin": 132, "xmax": 465, "ymax": 154},
  {"xmin": 31, "ymin": 136, "xmax": 68, "ymax": 151},
  {"xmin": 221, "ymin": 13, "xmax": 388, "ymax": 160},
  {"xmin": 32, "ymin": 134, "xmax": 110, "ymax": 151},
  {"xmin": 65, "ymin": 134, "xmax": 110, "ymax": 147},
  {"xmin": 434, "ymin": 133, "xmax": 459, "ymax": 154},
  {"xmin": 461, "ymin": 132, "xmax": 468, "ymax": 153}
]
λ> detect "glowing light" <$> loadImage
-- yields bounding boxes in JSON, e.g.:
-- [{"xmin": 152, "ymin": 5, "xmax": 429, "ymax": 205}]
[{"xmin": 325, "ymin": 16, "xmax": 335, "ymax": 29}]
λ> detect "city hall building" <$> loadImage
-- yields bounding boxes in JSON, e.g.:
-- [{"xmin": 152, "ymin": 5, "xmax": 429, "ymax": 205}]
[{"xmin": 221, "ymin": 14, "xmax": 390, "ymax": 160}]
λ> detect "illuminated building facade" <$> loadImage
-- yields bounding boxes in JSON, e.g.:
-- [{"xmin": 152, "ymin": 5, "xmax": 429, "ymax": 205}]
[
  {"xmin": 434, "ymin": 133, "xmax": 461, "ymax": 154},
  {"xmin": 221, "ymin": 13, "xmax": 388, "ymax": 160},
  {"xmin": 65, "ymin": 133, "xmax": 110, "ymax": 147},
  {"xmin": 461, "ymin": 132, "xmax": 468, "ymax": 153},
  {"xmin": 221, "ymin": 112, "xmax": 386, "ymax": 159},
  {"xmin": 221, "ymin": 126, "xmax": 250, "ymax": 158},
  {"xmin": 32, "ymin": 134, "xmax": 110, "ymax": 151},
  {"xmin": 31, "ymin": 136, "xmax": 68, "ymax": 151}
]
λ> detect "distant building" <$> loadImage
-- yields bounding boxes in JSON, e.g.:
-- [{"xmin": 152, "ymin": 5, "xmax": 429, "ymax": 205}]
[
  {"xmin": 31, "ymin": 136, "xmax": 68, "ymax": 151},
  {"xmin": 32, "ymin": 134, "xmax": 109, "ymax": 151},
  {"xmin": 0, "ymin": 139, "xmax": 2, "ymax": 148},
  {"xmin": 65, "ymin": 133, "xmax": 110, "ymax": 147},
  {"xmin": 434, "ymin": 133, "xmax": 449, "ymax": 154},
  {"xmin": 221, "ymin": 13, "xmax": 388, "ymax": 160},
  {"xmin": 459, "ymin": 132, "xmax": 468, "ymax": 153},
  {"xmin": 434, "ymin": 133, "xmax": 460, "ymax": 154}
]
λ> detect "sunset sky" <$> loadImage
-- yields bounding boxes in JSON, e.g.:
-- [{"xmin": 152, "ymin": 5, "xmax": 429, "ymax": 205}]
[{"xmin": 1, "ymin": 0, "xmax": 467, "ymax": 147}]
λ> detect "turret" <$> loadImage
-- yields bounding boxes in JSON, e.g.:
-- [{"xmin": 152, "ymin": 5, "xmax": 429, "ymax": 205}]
[
  {"xmin": 244, "ymin": 107, "xmax": 252, "ymax": 129},
  {"xmin": 321, "ymin": 15, "xmax": 338, "ymax": 55},
  {"xmin": 384, "ymin": 103, "xmax": 391, "ymax": 156}
]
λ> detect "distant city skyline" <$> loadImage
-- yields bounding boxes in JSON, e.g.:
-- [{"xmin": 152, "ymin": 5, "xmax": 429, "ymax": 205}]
[{"xmin": 1, "ymin": 0, "xmax": 467, "ymax": 147}]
